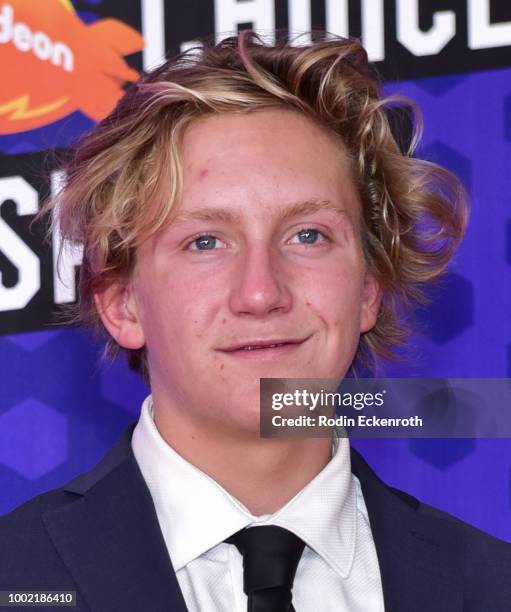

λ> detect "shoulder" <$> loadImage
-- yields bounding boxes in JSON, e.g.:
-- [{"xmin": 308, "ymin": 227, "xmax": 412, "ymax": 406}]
[
  {"xmin": 1, "ymin": 486, "xmax": 78, "ymax": 530},
  {"xmin": 0, "ymin": 424, "xmax": 136, "ymax": 586},
  {"xmin": 0, "ymin": 485, "xmax": 82, "ymax": 589},
  {"xmin": 351, "ymin": 446, "xmax": 511, "ymax": 610},
  {"xmin": 0, "ymin": 485, "xmax": 77, "ymax": 536},
  {"xmin": 416, "ymin": 499, "xmax": 511, "ymax": 597}
]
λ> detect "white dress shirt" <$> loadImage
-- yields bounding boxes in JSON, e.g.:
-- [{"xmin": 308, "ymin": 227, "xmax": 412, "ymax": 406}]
[{"xmin": 132, "ymin": 395, "xmax": 385, "ymax": 611}]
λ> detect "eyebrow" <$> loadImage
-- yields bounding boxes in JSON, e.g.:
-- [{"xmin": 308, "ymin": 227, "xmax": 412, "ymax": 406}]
[{"xmin": 170, "ymin": 199, "xmax": 348, "ymax": 225}]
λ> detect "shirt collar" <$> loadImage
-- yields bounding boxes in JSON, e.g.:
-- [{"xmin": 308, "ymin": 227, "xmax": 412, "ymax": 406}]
[{"xmin": 132, "ymin": 395, "xmax": 357, "ymax": 578}]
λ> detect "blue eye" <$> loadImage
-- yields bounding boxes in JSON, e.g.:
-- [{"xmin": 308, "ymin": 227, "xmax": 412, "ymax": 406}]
[
  {"xmin": 188, "ymin": 235, "xmax": 220, "ymax": 250},
  {"xmin": 291, "ymin": 228, "xmax": 325, "ymax": 244}
]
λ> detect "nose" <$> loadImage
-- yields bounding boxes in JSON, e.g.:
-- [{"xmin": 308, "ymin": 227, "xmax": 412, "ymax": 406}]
[{"xmin": 228, "ymin": 243, "xmax": 292, "ymax": 317}]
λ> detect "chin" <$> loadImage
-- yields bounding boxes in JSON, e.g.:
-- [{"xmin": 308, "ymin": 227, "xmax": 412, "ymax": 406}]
[{"xmin": 222, "ymin": 399, "xmax": 262, "ymax": 437}]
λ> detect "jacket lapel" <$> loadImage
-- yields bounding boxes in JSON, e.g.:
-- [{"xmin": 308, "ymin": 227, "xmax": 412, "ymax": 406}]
[
  {"xmin": 351, "ymin": 448, "xmax": 463, "ymax": 612},
  {"xmin": 42, "ymin": 425, "xmax": 188, "ymax": 612}
]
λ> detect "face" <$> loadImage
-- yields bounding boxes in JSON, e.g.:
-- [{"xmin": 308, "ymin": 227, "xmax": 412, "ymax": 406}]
[{"xmin": 98, "ymin": 109, "xmax": 381, "ymax": 434}]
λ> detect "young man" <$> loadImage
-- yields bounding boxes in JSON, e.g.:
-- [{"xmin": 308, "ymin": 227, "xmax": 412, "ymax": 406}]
[{"xmin": 1, "ymin": 32, "xmax": 510, "ymax": 611}]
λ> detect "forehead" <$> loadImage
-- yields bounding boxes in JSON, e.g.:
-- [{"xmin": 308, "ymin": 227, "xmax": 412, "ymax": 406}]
[{"xmin": 174, "ymin": 108, "xmax": 360, "ymax": 221}]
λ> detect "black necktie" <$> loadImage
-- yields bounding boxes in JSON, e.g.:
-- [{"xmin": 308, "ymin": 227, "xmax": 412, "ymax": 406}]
[{"xmin": 225, "ymin": 525, "xmax": 305, "ymax": 612}]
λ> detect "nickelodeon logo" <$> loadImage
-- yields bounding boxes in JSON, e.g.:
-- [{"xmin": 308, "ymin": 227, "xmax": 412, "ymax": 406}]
[
  {"xmin": 0, "ymin": 0, "xmax": 144, "ymax": 136},
  {"xmin": 0, "ymin": 3, "xmax": 73, "ymax": 72}
]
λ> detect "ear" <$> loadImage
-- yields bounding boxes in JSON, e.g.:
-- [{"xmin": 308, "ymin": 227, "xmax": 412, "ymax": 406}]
[
  {"xmin": 360, "ymin": 270, "xmax": 382, "ymax": 334},
  {"xmin": 93, "ymin": 281, "xmax": 145, "ymax": 350}
]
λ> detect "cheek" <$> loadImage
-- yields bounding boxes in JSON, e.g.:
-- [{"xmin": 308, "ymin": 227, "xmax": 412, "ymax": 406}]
[
  {"xmin": 301, "ymin": 260, "xmax": 365, "ymax": 321},
  {"xmin": 138, "ymin": 271, "xmax": 224, "ymax": 354},
  {"xmin": 303, "ymin": 272, "xmax": 365, "ymax": 370}
]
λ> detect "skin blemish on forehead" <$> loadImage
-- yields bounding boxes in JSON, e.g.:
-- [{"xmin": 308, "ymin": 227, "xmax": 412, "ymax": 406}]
[{"xmin": 198, "ymin": 168, "xmax": 209, "ymax": 180}]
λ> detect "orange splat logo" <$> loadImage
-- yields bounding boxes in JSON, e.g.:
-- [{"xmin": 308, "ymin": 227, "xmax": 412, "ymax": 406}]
[{"xmin": 0, "ymin": 0, "xmax": 144, "ymax": 134}]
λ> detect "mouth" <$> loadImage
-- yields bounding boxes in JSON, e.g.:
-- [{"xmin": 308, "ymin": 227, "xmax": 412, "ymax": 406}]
[{"xmin": 218, "ymin": 336, "xmax": 311, "ymax": 360}]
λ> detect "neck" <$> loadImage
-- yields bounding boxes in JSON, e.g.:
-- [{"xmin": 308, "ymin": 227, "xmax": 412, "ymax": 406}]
[{"xmin": 152, "ymin": 396, "xmax": 333, "ymax": 515}]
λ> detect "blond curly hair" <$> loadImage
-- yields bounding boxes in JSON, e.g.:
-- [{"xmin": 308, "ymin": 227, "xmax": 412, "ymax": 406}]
[{"xmin": 42, "ymin": 31, "xmax": 468, "ymax": 379}]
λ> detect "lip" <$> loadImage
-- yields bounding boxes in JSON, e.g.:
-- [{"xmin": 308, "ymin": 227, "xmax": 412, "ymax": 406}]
[
  {"xmin": 217, "ymin": 336, "xmax": 311, "ymax": 360},
  {"xmin": 221, "ymin": 337, "xmax": 308, "ymax": 351}
]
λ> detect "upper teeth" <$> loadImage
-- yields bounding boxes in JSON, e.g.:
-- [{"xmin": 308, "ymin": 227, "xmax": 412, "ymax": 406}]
[{"xmin": 242, "ymin": 343, "xmax": 285, "ymax": 350}]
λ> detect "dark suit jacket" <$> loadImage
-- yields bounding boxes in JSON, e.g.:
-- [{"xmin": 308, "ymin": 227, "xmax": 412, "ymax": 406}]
[{"xmin": 1, "ymin": 423, "xmax": 511, "ymax": 611}]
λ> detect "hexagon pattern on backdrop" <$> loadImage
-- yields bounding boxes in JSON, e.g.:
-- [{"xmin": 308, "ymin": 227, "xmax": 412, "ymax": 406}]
[
  {"xmin": 0, "ymin": 399, "xmax": 68, "ymax": 479},
  {"xmin": 415, "ymin": 273, "xmax": 474, "ymax": 345},
  {"xmin": 407, "ymin": 438, "xmax": 476, "ymax": 471},
  {"xmin": 1, "ymin": 66, "xmax": 511, "ymax": 544}
]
